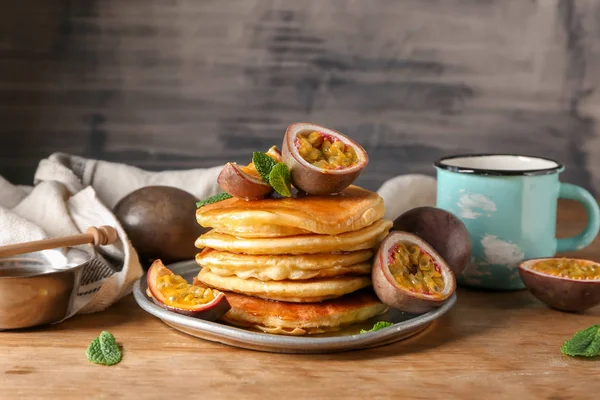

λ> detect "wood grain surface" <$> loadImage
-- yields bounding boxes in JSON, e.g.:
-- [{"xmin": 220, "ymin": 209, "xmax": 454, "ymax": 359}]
[
  {"xmin": 1, "ymin": 0, "xmax": 600, "ymax": 194},
  {"xmin": 0, "ymin": 199, "xmax": 598, "ymax": 399}
]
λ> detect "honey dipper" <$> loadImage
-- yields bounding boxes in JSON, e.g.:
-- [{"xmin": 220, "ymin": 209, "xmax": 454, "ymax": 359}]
[{"xmin": 0, "ymin": 226, "xmax": 118, "ymax": 258}]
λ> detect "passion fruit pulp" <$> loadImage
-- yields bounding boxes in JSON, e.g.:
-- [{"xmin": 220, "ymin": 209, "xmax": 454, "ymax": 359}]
[
  {"xmin": 282, "ymin": 122, "xmax": 368, "ymax": 195},
  {"xmin": 389, "ymin": 243, "xmax": 446, "ymax": 295},
  {"xmin": 147, "ymin": 259, "xmax": 230, "ymax": 320},
  {"xmin": 392, "ymin": 206, "xmax": 471, "ymax": 276},
  {"xmin": 217, "ymin": 146, "xmax": 282, "ymax": 200},
  {"xmin": 372, "ymin": 231, "xmax": 456, "ymax": 314},
  {"xmin": 518, "ymin": 257, "xmax": 600, "ymax": 312},
  {"xmin": 297, "ymin": 131, "xmax": 359, "ymax": 169}
]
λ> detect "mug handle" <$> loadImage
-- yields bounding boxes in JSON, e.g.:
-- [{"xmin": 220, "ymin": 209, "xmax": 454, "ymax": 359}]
[{"xmin": 556, "ymin": 183, "xmax": 600, "ymax": 253}]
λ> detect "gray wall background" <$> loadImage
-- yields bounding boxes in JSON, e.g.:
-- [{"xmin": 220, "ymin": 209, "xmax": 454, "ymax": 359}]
[{"xmin": 1, "ymin": 0, "xmax": 599, "ymax": 193}]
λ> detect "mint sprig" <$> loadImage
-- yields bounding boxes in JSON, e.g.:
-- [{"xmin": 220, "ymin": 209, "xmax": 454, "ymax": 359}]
[
  {"xmin": 252, "ymin": 151, "xmax": 278, "ymax": 183},
  {"xmin": 86, "ymin": 331, "xmax": 122, "ymax": 366},
  {"xmin": 268, "ymin": 162, "xmax": 292, "ymax": 197},
  {"xmin": 561, "ymin": 325, "xmax": 600, "ymax": 357},
  {"xmin": 360, "ymin": 321, "xmax": 393, "ymax": 333},
  {"xmin": 196, "ymin": 192, "xmax": 232, "ymax": 208}
]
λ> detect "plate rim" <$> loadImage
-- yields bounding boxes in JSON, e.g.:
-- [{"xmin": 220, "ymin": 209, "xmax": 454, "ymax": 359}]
[{"xmin": 133, "ymin": 260, "xmax": 457, "ymax": 352}]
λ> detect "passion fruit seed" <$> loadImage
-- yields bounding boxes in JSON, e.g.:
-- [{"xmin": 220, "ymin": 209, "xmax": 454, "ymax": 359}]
[
  {"xmin": 530, "ymin": 258, "xmax": 600, "ymax": 280},
  {"xmin": 388, "ymin": 243, "xmax": 445, "ymax": 296},
  {"xmin": 156, "ymin": 273, "xmax": 217, "ymax": 306},
  {"xmin": 296, "ymin": 131, "xmax": 358, "ymax": 169}
]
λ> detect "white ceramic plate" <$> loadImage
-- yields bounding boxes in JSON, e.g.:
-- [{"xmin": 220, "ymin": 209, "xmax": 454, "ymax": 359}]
[{"xmin": 133, "ymin": 260, "xmax": 456, "ymax": 354}]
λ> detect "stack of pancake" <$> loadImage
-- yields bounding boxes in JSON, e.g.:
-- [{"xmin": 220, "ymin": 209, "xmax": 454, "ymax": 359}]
[{"xmin": 193, "ymin": 185, "xmax": 392, "ymax": 335}]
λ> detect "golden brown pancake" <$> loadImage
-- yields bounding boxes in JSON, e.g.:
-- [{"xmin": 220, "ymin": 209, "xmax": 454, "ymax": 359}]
[
  {"xmin": 196, "ymin": 185, "xmax": 385, "ymax": 237},
  {"xmin": 195, "ymin": 249, "xmax": 373, "ymax": 280},
  {"xmin": 195, "ymin": 219, "xmax": 392, "ymax": 255},
  {"xmin": 202, "ymin": 262, "xmax": 371, "ymax": 281},
  {"xmin": 203, "ymin": 223, "xmax": 310, "ymax": 238},
  {"xmin": 196, "ymin": 268, "xmax": 371, "ymax": 302},
  {"xmin": 217, "ymin": 288, "xmax": 388, "ymax": 336}
]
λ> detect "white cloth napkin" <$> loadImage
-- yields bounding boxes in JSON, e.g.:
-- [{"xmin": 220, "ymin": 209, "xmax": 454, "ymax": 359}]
[{"xmin": 0, "ymin": 152, "xmax": 436, "ymax": 321}]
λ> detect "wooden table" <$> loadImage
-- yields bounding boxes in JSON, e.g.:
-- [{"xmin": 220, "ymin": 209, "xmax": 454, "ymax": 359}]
[{"xmin": 1, "ymin": 200, "xmax": 599, "ymax": 399}]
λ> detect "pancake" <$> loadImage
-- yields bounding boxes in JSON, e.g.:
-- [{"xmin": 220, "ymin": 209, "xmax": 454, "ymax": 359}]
[
  {"xmin": 196, "ymin": 185, "xmax": 385, "ymax": 237},
  {"xmin": 202, "ymin": 262, "xmax": 371, "ymax": 281},
  {"xmin": 203, "ymin": 223, "xmax": 310, "ymax": 238},
  {"xmin": 195, "ymin": 219, "xmax": 393, "ymax": 255},
  {"xmin": 196, "ymin": 268, "xmax": 371, "ymax": 302},
  {"xmin": 195, "ymin": 249, "xmax": 373, "ymax": 280},
  {"xmin": 215, "ymin": 288, "xmax": 388, "ymax": 336}
]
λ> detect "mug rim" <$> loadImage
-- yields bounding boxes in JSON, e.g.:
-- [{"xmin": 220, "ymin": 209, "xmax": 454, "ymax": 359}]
[{"xmin": 434, "ymin": 153, "xmax": 565, "ymax": 176}]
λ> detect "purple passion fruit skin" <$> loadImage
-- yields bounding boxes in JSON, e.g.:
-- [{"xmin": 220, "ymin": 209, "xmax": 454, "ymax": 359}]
[
  {"xmin": 217, "ymin": 146, "xmax": 282, "ymax": 200},
  {"xmin": 518, "ymin": 257, "xmax": 600, "ymax": 312},
  {"xmin": 372, "ymin": 231, "xmax": 456, "ymax": 314},
  {"xmin": 282, "ymin": 122, "xmax": 368, "ymax": 195},
  {"xmin": 217, "ymin": 162, "xmax": 273, "ymax": 200},
  {"xmin": 113, "ymin": 185, "xmax": 209, "ymax": 267},
  {"xmin": 392, "ymin": 206, "xmax": 472, "ymax": 276},
  {"xmin": 147, "ymin": 260, "xmax": 231, "ymax": 321}
]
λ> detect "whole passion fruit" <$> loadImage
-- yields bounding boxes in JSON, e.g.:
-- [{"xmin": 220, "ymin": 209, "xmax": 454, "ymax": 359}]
[
  {"xmin": 217, "ymin": 146, "xmax": 282, "ymax": 200},
  {"xmin": 282, "ymin": 122, "xmax": 368, "ymax": 195},
  {"xmin": 114, "ymin": 185, "xmax": 208, "ymax": 267},
  {"xmin": 518, "ymin": 257, "xmax": 600, "ymax": 312},
  {"xmin": 146, "ymin": 259, "xmax": 230, "ymax": 320},
  {"xmin": 372, "ymin": 231, "xmax": 456, "ymax": 314},
  {"xmin": 392, "ymin": 206, "xmax": 471, "ymax": 276}
]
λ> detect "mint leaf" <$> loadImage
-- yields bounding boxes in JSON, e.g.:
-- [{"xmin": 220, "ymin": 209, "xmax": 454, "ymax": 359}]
[
  {"xmin": 86, "ymin": 337, "xmax": 104, "ymax": 364},
  {"xmin": 86, "ymin": 331, "xmax": 122, "ymax": 366},
  {"xmin": 561, "ymin": 325, "xmax": 600, "ymax": 357},
  {"xmin": 360, "ymin": 321, "xmax": 393, "ymax": 333},
  {"xmin": 196, "ymin": 192, "xmax": 232, "ymax": 208},
  {"xmin": 99, "ymin": 331, "xmax": 122, "ymax": 365},
  {"xmin": 268, "ymin": 162, "xmax": 292, "ymax": 197},
  {"xmin": 252, "ymin": 151, "xmax": 278, "ymax": 182}
]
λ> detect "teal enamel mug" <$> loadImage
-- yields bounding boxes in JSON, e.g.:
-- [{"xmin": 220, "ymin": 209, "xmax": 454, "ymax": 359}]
[{"xmin": 434, "ymin": 154, "xmax": 600, "ymax": 290}]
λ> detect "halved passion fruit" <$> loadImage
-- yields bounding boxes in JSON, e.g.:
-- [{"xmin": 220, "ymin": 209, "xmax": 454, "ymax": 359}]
[
  {"xmin": 217, "ymin": 146, "xmax": 282, "ymax": 200},
  {"xmin": 372, "ymin": 231, "xmax": 456, "ymax": 314},
  {"xmin": 146, "ymin": 259, "xmax": 230, "ymax": 320},
  {"xmin": 392, "ymin": 206, "xmax": 472, "ymax": 276},
  {"xmin": 282, "ymin": 122, "xmax": 368, "ymax": 195},
  {"xmin": 518, "ymin": 257, "xmax": 600, "ymax": 312}
]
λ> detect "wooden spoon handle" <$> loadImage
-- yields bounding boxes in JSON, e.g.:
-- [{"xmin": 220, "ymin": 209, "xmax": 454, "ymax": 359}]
[{"xmin": 0, "ymin": 226, "xmax": 118, "ymax": 258}]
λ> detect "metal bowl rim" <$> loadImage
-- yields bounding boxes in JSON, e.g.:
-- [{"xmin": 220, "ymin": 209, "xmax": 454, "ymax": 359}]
[{"xmin": 0, "ymin": 247, "xmax": 92, "ymax": 279}]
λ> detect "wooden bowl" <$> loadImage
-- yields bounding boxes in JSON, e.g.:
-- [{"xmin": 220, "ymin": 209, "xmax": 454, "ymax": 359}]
[{"xmin": 0, "ymin": 248, "xmax": 91, "ymax": 330}]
